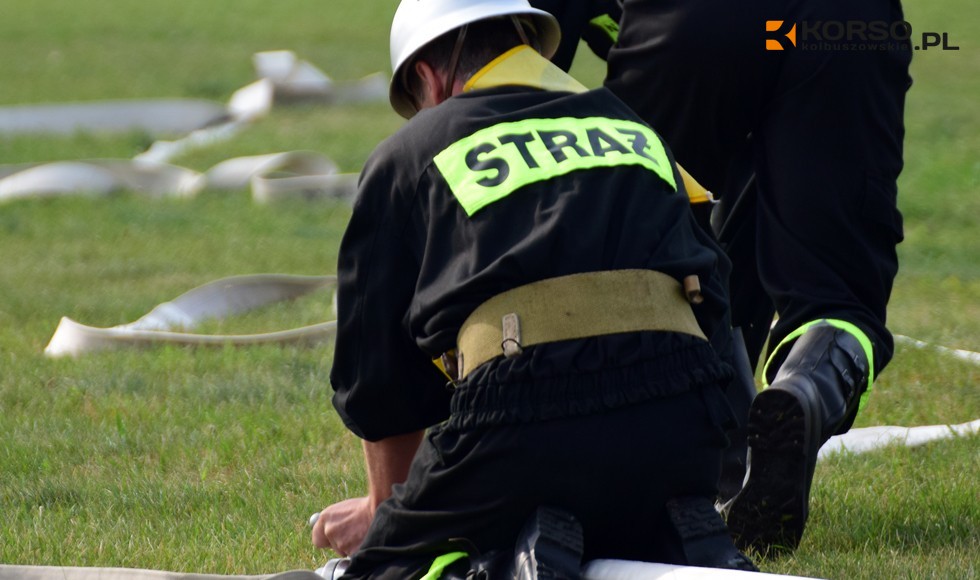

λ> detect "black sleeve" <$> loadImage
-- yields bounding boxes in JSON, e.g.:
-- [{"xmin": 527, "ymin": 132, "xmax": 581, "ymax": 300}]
[
  {"xmin": 329, "ymin": 155, "xmax": 452, "ymax": 442},
  {"xmin": 530, "ymin": 0, "xmax": 622, "ymax": 70},
  {"xmin": 580, "ymin": 0, "xmax": 622, "ymax": 62}
]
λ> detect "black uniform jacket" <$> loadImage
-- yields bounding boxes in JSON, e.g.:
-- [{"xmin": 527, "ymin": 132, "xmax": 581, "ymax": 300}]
[{"xmin": 331, "ymin": 83, "xmax": 731, "ymax": 441}]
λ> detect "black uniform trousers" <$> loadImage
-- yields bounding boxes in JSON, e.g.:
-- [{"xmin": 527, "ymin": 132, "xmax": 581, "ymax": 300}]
[
  {"xmin": 341, "ymin": 352, "xmax": 733, "ymax": 579},
  {"xmin": 605, "ymin": 0, "xmax": 912, "ymax": 374}
]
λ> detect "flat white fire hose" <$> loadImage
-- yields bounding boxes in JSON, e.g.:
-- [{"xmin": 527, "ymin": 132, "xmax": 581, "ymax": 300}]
[
  {"xmin": 0, "ymin": 568, "xmax": 321, "ymax": 580},
  {"xmin": 0, "ymin": 50, "xmax": 379, "ymax": 203},
  {"xmin": 0, "ymin": 152, "xmax": 359, "ymax": 204},
  {"xmin": 895, "ymin": 334, "xmax": 980, "ymax": 365},
  {"xmin": 0, "ymin": 50, "xmax": 386, "ymax": 139},
  {"xmin": 818, "ymin": 419, "xmax": 980, "ymax": 459},
  {"xmin": 583, "ymin": 560, "xmax": 817, "ymax": 579},
  {"xmin": 0, "ymin": 99, "xmax": 229, "ymax": 136},
  {"xmin": 0, "ymin": 562, "xmax": 821, "ymax": 580},
  {"xmin": 44, "ymin": 274, "xmax": 337, "ymax": 358}
]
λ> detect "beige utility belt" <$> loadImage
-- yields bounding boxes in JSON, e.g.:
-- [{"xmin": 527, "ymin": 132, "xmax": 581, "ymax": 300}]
[{"xmin": 452, "ymin": 269, "xmax": 707, "ymax": 381}]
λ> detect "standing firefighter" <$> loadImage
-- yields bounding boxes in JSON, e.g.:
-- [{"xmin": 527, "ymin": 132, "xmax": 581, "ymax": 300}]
[
  {"xmin": 529, "ymin": 0, "xmax": 912, "ymax": 555},
  {"xmin": 312, "ymin": 0, "xmax": 755, "ymax": 577}
]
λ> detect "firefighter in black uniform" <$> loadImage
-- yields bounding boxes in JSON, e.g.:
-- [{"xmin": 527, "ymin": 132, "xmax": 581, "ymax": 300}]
[
  {"xmin": 529, "ymin": 0, "xmax": 913, "ymax": 555},
  {"xmin": 310, "ymin": 0, "xmax": 758, "ymax": 578}
]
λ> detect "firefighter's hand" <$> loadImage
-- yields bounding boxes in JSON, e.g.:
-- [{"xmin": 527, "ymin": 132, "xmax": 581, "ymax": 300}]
[{"xmin": 312, "ymin": 496, "xmax": 374, "ymax": 556}]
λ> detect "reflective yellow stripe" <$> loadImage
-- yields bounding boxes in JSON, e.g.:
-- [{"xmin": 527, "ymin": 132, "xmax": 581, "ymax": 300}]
[
  {"xmin": 464, "ymin": 45, "xmax": 588, "ymax": 94},
  {"xmin": 763, "ymin": 318, "xmax": 875, "ymax": 410},
  {"xmin": 678, "ymin": 164, "xmax": 714, "ymax": 204},
  {"xmin": 434, "ymin": 116, "xmax": 677, "ymax": 216},
  {"xmin": 589, "ymin": 14, "xmax": 620, "ymax": 43},
  {"xmin": 420, "ymin": 551, "xmax": 468, "ymax": 580}
]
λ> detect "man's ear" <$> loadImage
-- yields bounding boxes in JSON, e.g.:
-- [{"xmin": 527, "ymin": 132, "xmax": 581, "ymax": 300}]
[{"xmin": 414, "ymin": 59, "xmax": 447, "ymax": 110}]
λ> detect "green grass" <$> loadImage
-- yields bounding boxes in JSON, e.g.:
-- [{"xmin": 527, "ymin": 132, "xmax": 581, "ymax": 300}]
[
  {"xmin": 760, "ymin": 435, "xmax": 980, "ymax": 579},
  {"xmin": 1, "ymin": 0, "xmax": 978, "ymax": 577},
  {"xmin": 0, "ymin": 192, "xmax": 357, "ymax": 572},
  {"xmin": 0, "ymin": 343, "xmax": 360, "ymax": 572}
]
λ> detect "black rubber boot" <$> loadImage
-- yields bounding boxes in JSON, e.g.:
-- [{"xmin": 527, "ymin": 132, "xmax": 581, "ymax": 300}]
[
  {"xmin": 666, "ymin": 496, "xmax": 758, "ymax": 571},
  {"xmin": 726, "ymin": 323, "xmax": 869, "ymax": 555},
  {"xmin": 511, "ymin": 506, "xmax": 584, "ymax": 580},
  {"xmin": 436, "ymin": 508, "xmax": 583, "ymax": 580},
  {"xmin": 314, "ymin": 558, "xmax": 350, "ymax": 579},
  {"xmin": 445, "ymin": 550, "xmax": 508, "ymax": 580}
]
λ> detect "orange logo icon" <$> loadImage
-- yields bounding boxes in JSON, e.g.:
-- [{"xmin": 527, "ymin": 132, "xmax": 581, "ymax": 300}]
[{"xmin": 765, "ymin": 20, "xmax": 797, "ymax": 50}]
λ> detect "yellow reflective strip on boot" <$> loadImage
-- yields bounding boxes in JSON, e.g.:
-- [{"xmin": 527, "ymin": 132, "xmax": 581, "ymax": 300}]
[{"xmin": 762, "ymin": 318, "xmax": 875, "ymax": 410}]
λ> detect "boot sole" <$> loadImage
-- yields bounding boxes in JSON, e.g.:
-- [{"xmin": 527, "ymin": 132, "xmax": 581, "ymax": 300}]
[
  {"xmin": 515, "ymin": 507, "xmax": 584, "ymax": 579},
  {"xmin": 726, "ymin": 387, "xmax": 815, "ymax": 555},
  {"xmin": 667, "ymin": 497, "xmax": 758, "ymax": 571}
]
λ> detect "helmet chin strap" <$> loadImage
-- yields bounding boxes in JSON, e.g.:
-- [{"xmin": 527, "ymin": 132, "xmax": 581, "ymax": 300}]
[
  {"xmin": 434, "ymin": 16, "xmax": 534, "ymax": 108},
  {"xmin": 511, "ymin": 15, "xmax": 531, "ymax": 46},
  {"xmin": 443, "ymin": 24, "xmax": 469, "ymax": 98}
]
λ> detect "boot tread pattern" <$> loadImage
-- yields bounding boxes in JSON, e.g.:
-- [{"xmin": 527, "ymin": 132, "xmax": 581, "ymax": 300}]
[{"xmin": 727, "ymin": 389, "xmax": 809, "ymax": 555}]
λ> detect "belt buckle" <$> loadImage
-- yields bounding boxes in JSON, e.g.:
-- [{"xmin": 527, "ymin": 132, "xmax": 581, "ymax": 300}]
[{"xmin": 501, "ymin": 312, "xmax": 523, "ymax": 358}]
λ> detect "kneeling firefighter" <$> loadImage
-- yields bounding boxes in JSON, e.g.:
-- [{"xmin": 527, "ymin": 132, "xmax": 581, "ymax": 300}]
[{"xmin": 310, "ymin": 0, "xmax": 756, "ymax": 577}]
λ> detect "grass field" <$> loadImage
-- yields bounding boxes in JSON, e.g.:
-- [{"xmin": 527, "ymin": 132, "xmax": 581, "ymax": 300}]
[{"xmin": 1, "ymin": 0, "xmax": 977, "ymax": 578}]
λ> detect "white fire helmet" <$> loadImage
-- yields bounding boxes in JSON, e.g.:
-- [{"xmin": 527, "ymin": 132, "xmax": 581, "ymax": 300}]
[{"xmin": 388, "ymin": 0, "xmax": 561, "ymax": 118}]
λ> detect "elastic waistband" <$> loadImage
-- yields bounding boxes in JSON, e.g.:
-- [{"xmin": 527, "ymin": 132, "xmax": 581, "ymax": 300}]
[{"xmin": 447, "ymin": 334, "xmax": 732, "ymax": 431}]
